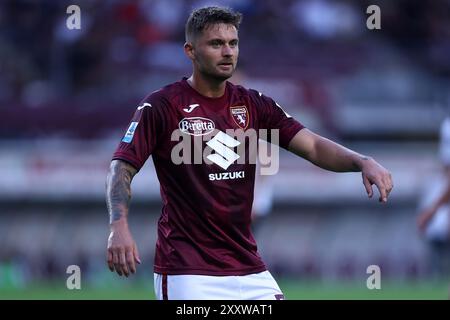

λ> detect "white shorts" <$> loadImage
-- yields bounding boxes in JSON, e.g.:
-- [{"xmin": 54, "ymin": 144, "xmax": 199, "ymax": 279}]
[{"xmin": 154, "ymin": 271, "xmax": 284, "ymax": 300}]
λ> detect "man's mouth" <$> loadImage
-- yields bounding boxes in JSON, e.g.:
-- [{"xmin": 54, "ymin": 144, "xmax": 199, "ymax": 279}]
[{"xmin": 218, "ymin": 62, "xmax": 233, "ymax": 70}]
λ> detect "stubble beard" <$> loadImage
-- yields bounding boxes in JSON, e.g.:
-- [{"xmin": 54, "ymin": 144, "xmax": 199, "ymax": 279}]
[{"xmin": 203, "ymin": 64, "xmax": 235, "ymax": 82}]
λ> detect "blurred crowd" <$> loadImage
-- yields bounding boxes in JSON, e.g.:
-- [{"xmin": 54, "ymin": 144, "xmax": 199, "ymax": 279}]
[{"xmin": 0, "ymin": 0, "xmax": 449, "ymax": 139}]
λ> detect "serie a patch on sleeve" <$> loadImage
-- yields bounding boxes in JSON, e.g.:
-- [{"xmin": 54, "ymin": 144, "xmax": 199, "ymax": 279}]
[{"xmin": 122, "ymin": 122, "xmax": 139, "ymax": 143}]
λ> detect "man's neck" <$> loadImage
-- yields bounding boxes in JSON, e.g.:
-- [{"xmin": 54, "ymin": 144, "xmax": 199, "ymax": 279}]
[{"xmin": 187, "ymin": 73, "xmax": 226, "ymax": 98}]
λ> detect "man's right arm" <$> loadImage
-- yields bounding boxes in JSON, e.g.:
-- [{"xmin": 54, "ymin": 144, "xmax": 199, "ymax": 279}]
[
  {"xmin": 106, "ymin": 159, "xmax": 137, "ymax": 223},
  {"xmin": 105, "ymin": 159, "xmax": 141, "ymax": 277}
]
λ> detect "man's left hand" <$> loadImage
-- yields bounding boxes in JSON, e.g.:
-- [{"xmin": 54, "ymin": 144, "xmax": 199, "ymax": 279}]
[{"xmin": 361, "ymin": 158, "xmax": 393, "ymax": 203}]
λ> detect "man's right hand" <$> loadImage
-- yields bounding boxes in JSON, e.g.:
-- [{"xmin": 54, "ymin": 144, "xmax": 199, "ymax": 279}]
[{"xmin": 107, "ymin": 219, "xmax": 141, "ymax": 277}]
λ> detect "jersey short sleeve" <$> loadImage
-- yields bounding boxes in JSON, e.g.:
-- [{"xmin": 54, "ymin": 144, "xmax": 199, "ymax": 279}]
[
  {"xmin": 251, "ymin": 90, "xmax": 305, "ymax": 149},
  {"xmin": 112, "ymin": 92, "xmax": 168, "ymax": 171}
]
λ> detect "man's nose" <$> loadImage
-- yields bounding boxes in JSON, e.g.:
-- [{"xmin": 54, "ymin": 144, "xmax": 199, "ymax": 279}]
[{"xmin": 222, "ymin": 45, "xmax": 233, "ymax": 57}]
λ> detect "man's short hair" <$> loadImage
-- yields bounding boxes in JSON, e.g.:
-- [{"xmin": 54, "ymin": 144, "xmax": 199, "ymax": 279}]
[{"xmin": 185, "ymin": 6, "xmax": 242, "ymax": 42}]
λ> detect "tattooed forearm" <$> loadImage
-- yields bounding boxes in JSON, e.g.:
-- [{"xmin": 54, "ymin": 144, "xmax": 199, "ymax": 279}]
[{"xmin": 106, "ymin": 160, "xmax": 138, "ymax": 224}]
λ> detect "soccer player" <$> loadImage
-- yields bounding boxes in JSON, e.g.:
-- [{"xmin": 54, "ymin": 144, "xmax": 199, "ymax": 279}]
[
  {"xmin": 417, "ymin": 117, "xmax": 450, "ymax": 235},
  {"xmin": 417, "ymin": 117, "xmax": 450, "ymax": 278},
  {"xmin": 105, "ymin": 6, "xmax": 393, "ymax": 300}
]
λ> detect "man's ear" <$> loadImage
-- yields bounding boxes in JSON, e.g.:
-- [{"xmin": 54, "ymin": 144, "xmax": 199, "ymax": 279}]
[{"xmin": 184, "ymin": 42, "xmax": 195, "ymax": 61}]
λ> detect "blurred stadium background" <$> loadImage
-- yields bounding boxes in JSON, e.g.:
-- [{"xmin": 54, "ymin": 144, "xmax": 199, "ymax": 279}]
[{"xmin": 1, "ymin": 0, "xmax": 450, "ymax": 299}]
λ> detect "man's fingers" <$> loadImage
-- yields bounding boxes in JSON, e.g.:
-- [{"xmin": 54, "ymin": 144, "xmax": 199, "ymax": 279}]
[
  {"xmin": 362, "ymin": 175, "xmax": 373, "ymax": 198},
  {"xmin": 362, "ymin": 165, "xmax": 393, "ymax": 204},
  {"xmin": 112, "ymin": 251, "xmax": 122, "ymax": 276},
  {"xmin": 110, "ymin": 247, "xmax": 137, "ymax": 276},
  {"xmin": 134, "ymin": 243, "xmax": 142, "ymax": 264},
  {"xmin": 126, "ymin": 250, "xmax": 136, "ymax": 274},
  {"xmin": 375, "ymin": 180, "xmax": 388, "ymax": 203},
  {"xmin": 384, "ymin": 173, "xmax": 393, "ymax": 191},
  {"xmin": 386, "ymin": 179, "xmax": 394, "ymax": 196},
  {"xmin": 383, "ymin": 178, "xmax": 391, "ymax": 197},
  {"xmin": 383, "ymin": 173, "xmax": 394, "ymax": 200},
  {"xmin": 107, "ymin": 250, "xmax": 114, "ymax": 272},
  {"xmin": 119, "ymin": 248, "xmax": 129, "ymax": 277}
]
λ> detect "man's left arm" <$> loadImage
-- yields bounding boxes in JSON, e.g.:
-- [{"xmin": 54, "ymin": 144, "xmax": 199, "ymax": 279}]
[{"xmin": 288, "ymin": 129, "xmax": 394, "ymax": 203}]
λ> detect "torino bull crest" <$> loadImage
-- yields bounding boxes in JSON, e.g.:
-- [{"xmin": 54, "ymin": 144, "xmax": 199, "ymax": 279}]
[{"xmin": 230, "ymin": 106, "xmax": 249, "ymax": 129}]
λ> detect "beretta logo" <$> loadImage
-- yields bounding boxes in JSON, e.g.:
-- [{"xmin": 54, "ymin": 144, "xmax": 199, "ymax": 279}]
[{"xmin": 178, "ymin": 117, "xmax": 215, "ymax": 136}]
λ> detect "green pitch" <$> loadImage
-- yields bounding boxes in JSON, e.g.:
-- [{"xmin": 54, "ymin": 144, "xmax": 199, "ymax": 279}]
[{"xmin": 1, "ymin": 279, "xmax": 448, "ymax": 300}]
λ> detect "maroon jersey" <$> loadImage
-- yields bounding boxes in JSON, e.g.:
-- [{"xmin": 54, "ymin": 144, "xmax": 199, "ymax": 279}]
[{"xmin": 113, "ymin": 78, "xmax": 304, "ymax": 275}]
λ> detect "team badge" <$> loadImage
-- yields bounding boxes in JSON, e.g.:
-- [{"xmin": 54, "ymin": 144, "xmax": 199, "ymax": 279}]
[
  {"xmin": 122, "ymin": 122, "xmax": 138, "ymax": 143},
  {"xmin": 230, "ymin": 106, "xmax": 249, "ymax": 129}
]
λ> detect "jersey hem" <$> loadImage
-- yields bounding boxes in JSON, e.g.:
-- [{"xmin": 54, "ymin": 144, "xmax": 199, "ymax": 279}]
[
  {"xmin": 281, "ymin": 125, "xmax": 305, "ymax": 150},
  {"xmin": 154, "ymin": 264, "xmax": 267, "ymax": 276}
]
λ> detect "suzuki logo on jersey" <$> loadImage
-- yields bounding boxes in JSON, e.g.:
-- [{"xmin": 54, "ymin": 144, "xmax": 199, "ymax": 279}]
[
  {"xmin": 230, "ymin": 106, "xmax": 249, "ymax": 129},
  {"xmin": 171, "ymin": 128, "xmax": 281, "ymax": 176},
  {"xmin": 179, "ymin": 117, "xmax": 215, "ymax": 136},
  {"xmin": 209, "ymin": 171, "xmax": 245, "ymax": 181},
  {"xmin": 206, "ymin": 131, "xmax": 240, "ymax": 170}
]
